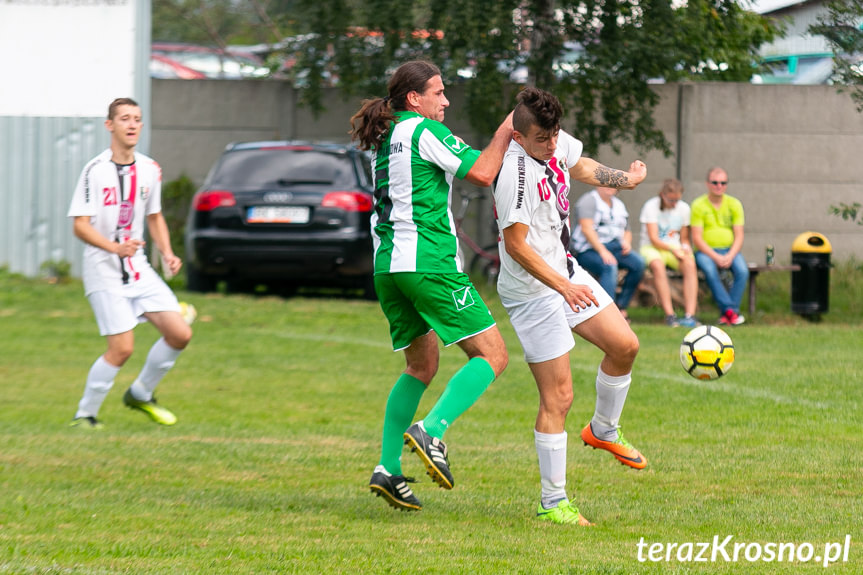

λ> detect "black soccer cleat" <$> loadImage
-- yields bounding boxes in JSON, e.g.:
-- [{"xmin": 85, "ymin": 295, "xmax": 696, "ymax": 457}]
[
  {"xmin": 369, "ymin": 467, "xmax": 422, "ymax": 511},
  {"xmin": 404, "ymin": 422, "xmax": 454, "ymax": 490}
]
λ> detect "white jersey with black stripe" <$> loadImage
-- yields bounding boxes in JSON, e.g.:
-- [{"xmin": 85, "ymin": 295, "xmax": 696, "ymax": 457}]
[
  {"xmin": 67, "ymin": 149, "xmax": 164, "ymax": 295},
  {"xmin": 494, "ymin": 130, "xmax": 584, "ymax": 301}
]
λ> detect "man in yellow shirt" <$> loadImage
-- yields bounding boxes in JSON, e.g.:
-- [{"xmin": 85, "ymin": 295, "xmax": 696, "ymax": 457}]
[{"xmin": 690, "ymin": 167, "xmax": 748, "ymax": 326}]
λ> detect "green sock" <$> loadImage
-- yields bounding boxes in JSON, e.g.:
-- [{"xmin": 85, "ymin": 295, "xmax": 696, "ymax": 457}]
[
  {"xmin": 378, "ymin": 373, "xmax": 427, "ymax": 476},
  {"xmin": 422, "ymin": 357, "xmax": 495, "ymax": 439}
]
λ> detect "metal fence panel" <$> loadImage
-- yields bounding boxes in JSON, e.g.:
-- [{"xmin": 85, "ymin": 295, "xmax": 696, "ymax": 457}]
[{"xmin": 0, "ymin": 116, "xmax": 110, "ymax": 277}]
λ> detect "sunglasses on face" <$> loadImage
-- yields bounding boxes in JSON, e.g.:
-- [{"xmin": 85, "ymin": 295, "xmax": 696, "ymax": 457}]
[{"xmin": 709, "ymin": 180, "xmax": 728, "ymax": 186}]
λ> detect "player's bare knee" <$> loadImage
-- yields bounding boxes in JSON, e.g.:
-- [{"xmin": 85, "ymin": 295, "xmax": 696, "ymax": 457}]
[
  {"xmin": 625, "ymin": 333, "xmax": 640, "ymax": 361},
  {"xmin": 405, "ymin": 356, "xmax": 438, "ymax": 384},
  {"xmin": 105, "ymin": 347, "xmax": 133, "ymax": 366},
  {"xmin": 166, "ymin": 325, "xmax": 192, "ymax": 350},
  {"xmin": 487, "ymin": 345, "xmax": 509, "ymax": 377},
  {"xmin": 407, "ymin": 365, "xmax": 437, "ymax": 385},
  {"xmin": 554, "ymin": 386, "xmax": 574, "ymax": 414},
  {"xmin": 612, "ymin": 332, "xmax": 639, "ymax": 366}
]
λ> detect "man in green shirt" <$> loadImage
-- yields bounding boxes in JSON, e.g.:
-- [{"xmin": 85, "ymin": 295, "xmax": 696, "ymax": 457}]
[
  {"xmin": 691, "ymin": 166, "xmax": 748, "ymax": 326},
  {"xmin": 350, "ymin": 60, "xmax": 513, "ymax": 511}
]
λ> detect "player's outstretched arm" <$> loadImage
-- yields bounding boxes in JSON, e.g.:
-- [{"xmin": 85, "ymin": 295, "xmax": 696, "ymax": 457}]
[
  {"xmin": 569, "ymin": 157, "xmax": 647, "ymax": 190},
  {"xmin": 503, "ymin": 223, "xmax": 599, "ymax": 313},
  {"xmin": 463, "ymin": 112, "xmax": 514, "ymax": 188}
]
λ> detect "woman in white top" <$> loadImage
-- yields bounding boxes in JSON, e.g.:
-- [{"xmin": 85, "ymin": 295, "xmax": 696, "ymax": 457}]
[{"xmin": 638, "ymin": 178, "xmax": 699, "ymax": 327}]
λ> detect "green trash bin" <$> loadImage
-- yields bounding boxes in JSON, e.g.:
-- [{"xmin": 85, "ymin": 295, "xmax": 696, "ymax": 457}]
[{"xmin": 791, "ymin": 232, "xmax": 832, "ymax": 318}]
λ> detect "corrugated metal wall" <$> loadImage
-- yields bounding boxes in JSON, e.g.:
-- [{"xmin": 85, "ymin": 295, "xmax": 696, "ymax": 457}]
[
  {"xmin": 0, "ymin": 0, "xmax": 150, "ymax": 280},
  {"xmin": 0, "ymin": 116, "xmax": 109, "ymax": 277}
]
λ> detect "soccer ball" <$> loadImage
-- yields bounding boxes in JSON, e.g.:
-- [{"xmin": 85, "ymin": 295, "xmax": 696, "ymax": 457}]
[
  {"xmin": 679, "ymin": 325, "xmax": 734, "ymax": 380},
  {"xmin": 178, "ymin": 301, "xmax": 197, "ymax": 325}
]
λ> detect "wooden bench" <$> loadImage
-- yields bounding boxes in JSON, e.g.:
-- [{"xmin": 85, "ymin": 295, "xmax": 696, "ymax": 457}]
[
  {"xmin": 635, "ymin": 263, "xmax": 801, "ymax": 316},
  {"xmin": 746, "ymin": 263, "xmax": 800, "ymax": 316},
  {"xmin": 633, "ymin": 269, "xmax": 710, "ymax": 311}
]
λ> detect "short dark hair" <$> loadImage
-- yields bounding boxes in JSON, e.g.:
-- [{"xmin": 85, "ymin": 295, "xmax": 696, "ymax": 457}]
[
  {"xmin": 108, "ymin": 97, "xmax": 139, "ymax": 120},
  {"xmin": 513, "ymin": 87, "xmax": 562, "ymax": 134}
]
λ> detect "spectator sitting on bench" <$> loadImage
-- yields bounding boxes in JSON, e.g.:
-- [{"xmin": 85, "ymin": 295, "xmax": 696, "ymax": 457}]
[
  {"xmin": 638, "ymin": 178, "xmax": 700, "ymax": 327},
  {"xmin": 571, "ymin": 186, "xmax": 644, "ymax": 322},
  {"xmin": 691, "ymin": 166, "xmax": 748, "ymax": 326}
]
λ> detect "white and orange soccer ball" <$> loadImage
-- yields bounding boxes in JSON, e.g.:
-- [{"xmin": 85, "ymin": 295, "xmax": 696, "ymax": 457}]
[{"xmin": 679, "ymin": 325, "xmax": 734, "ymax": 380}]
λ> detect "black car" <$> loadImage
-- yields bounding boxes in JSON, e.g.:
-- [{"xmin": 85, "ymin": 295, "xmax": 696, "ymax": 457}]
[{"xmin": 184, "ymin": 141, "xmax": 376, "ymax": 296}]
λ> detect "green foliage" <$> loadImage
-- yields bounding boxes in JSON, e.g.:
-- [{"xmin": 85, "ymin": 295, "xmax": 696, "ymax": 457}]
[
  {"xmin": 152, "ymin": 0, "xmax": 308, "ymax": 46},
  {"xmin": 152, "ymin": 0, "xmax": 779, "ymax": 155},
  {"xmin": 829, "ymin": 201, "xmax": 863, "ymax": 225},
  {"xmin": 159, "ymin": 174, "xmax": 197, "ymax": 261},
  {"xmin": 39, "ymin": 259, "xmax": 72, "ymax": 283},
  {"xmin": 153, "ymin": 0, "xmax": 249, "ymax": 45},
  {"xmin": 557, "ymin": 0, "xmax": 779, "ymax": 156},
  {"xmin": 0, "ymin": 270, "xmax": 861, "ymax": 573},
  {"xmin": 810, "ymin": 0, "xmax": 863, "ymax": 111},
  {"xmin": 285, "ymin": 0, "xmax": 779, "ymax": 155}
]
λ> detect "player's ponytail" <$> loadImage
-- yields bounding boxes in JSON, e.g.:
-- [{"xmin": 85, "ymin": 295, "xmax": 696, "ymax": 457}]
[{"xmin": 349, "ymin": 98, "xmax": 394, "ymax": 151}]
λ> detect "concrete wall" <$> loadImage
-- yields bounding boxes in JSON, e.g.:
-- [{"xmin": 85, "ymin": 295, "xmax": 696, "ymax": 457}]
[
  {"xmin": 592, "ymin": 82, "xmax": 863, "ymax": 265},
  {"xmin": 150, "ymin": 79, "xmax": 863, "ymax": 265}
]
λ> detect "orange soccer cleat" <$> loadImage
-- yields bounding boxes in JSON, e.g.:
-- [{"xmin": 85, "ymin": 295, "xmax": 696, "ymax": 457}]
[{"xmin": 581, "ymin": 423, "xmax": 647, "ymax": 469}]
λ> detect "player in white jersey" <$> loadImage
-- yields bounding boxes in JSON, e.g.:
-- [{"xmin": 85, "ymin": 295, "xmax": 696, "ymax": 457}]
[
  {"xmin": 66, "ymin": 98, "xmax": 192, "ymax": 429},
  {"xmin": 350, "ymin": 61, "xmax": 513, "ymax": 511},
  {"xmin": 494, "ymin": 87, "xmax": 648, "ymax": 525}
]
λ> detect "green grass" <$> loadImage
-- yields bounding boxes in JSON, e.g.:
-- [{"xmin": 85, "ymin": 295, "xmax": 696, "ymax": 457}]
[{"xmin": 1, "ymin": 266, "xmax": 861, "ymax": 574}]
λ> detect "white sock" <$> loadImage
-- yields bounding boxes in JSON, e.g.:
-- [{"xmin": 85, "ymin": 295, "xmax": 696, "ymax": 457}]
[
  {"xmin": 75, "ymin": 356, "xmax": 121, "ymax": 418},
  {"xmin": 592, "ymin": 367, "xmax": 631, "ymax": 442},
  {"xmin": 129, "ymin": 338, "xmax": 182, "ymax": 401},
  {"xmin": 534, "ymin": 429, "xmax": 568, "ymax": 509}
]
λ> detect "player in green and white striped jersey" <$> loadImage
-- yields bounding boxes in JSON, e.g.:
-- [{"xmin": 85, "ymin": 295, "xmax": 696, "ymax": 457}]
[{"xmin": 351, "ymin": 60, "xmax": 514, "ymax": 511}]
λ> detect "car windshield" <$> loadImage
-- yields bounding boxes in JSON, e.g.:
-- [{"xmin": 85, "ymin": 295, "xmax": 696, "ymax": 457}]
[{"xmin": 210, "ymin": 149, "xmax": 357, "ymax": 188}]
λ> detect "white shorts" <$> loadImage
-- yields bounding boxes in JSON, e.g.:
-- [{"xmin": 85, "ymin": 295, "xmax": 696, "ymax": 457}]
[
  {"xmin": 501, "ymin": 266, "xmax": 613, "ymax": 363},
  {"xmin": 87, "ymin": 280, "xmax": 180, "ymax": 336}
]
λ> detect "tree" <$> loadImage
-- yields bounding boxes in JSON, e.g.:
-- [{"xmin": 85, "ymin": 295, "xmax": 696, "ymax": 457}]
[
  {"xmin": 284, "ymin": 0, "xmax": 778, "ymax": 155},
  {"xmin": 511, "ymin": 0, "xmax": 779, "ymax": 155},
  {"xmin": 152, "ymin": 0, "xmax": 305, "ymax": 47},
  {"xmin": 153, "ymin": 0, "xmax": 780, "ymax": 156},
  {"xmin": 810, "ymin": 0, "xmax": 863, "ymax": 111}
]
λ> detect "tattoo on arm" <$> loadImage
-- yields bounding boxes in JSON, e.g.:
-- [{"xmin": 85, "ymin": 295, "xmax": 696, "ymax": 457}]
[{"xmin": 594, "ymin": 167, "xmax": 630, "ymax": 188}]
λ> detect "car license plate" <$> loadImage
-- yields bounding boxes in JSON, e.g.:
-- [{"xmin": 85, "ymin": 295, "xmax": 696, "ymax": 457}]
[{"xmin": 247, "ymin": 206, "xmax": 310, "ymax": 224}]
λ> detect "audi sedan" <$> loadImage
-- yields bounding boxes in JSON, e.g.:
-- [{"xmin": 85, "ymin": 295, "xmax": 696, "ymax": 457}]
[{"xmin": 184, "ymin": 141, "xmax": 376, "ymax": 296}]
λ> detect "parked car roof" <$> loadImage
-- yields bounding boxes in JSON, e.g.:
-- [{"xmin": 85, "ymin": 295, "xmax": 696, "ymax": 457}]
[{"xmin": 151, "ymin": 42, "xmax": 271, "ymax": 79}]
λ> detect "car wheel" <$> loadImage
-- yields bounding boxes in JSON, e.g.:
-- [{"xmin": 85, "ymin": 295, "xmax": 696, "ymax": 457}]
[{"xmin": 186, "ymin": 265, "xmax": 217, "ymax": 293}]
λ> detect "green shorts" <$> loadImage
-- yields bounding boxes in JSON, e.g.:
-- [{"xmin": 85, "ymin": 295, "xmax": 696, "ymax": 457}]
[{"xmin": 375, "ymin": 272, "xmax": 496, "ymax": 351}]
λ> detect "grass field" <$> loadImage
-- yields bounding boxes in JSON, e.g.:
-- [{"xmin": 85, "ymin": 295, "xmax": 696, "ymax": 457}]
[{"xmin": 1, "ymin": 265, "xmax": 861, "ymax": 574}]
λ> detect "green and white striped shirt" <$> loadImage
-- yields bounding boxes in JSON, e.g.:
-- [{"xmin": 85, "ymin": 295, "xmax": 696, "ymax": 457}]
[{"xmin": 371, "ymin": 111, "xmax": 480, "ymax": 274}]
